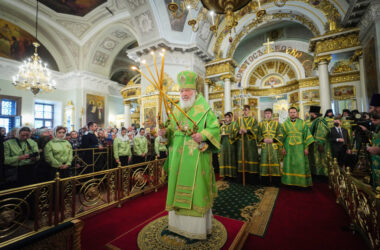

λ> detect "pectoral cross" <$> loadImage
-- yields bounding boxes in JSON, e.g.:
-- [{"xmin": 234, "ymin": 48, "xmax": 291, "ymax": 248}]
[{"xmin": 263, "ymin": 37, "xmax": 274, "ymax": 54}]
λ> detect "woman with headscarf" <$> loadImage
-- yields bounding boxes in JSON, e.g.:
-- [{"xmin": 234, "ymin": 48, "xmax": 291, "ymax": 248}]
[
  {"xmin": 133, "ymin": 128, "xmax": 148, "ymax": 164},
  {"xmin": 113, "ymin": 127, "xmax": 132, "ymax": 166},
  {"xmin": 44, "ymin": 126, "xmax": 73, "ymax": 179}
]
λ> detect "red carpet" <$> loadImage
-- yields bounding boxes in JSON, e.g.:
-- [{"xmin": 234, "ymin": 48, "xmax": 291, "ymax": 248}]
[
  {"xmin": 243, "ymin": 181, "xmax": 368, "ymax": 250},
  {"xmin": 81, "ymin": 180, "xmax": 368, "ymax": 250},
  {"xmin": 106, "ymin": 213, "xmax": 244, "ymax": 250},
  {"xmin": 81, "ymin": 188, "xmax": 167, "ymax": 250}
]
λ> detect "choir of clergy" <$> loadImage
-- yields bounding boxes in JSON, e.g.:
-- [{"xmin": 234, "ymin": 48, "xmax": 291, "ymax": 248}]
[{"xmin": 219, "ymin": 105, "xmax": 339, "ymax": 188}]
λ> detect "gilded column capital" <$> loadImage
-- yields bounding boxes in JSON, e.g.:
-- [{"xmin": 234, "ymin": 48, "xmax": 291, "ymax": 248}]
[
  {"xmin": 205, "ymin": 79, "xmax": 213, "ymax": 85},
  {"xmin": 347, "ymin": 49, "xmax": 363, "ymax": 63},
  {"xmin": 123, "ymin": 100, "xmax": 132, "ymax": 105},
  {"xmin": 220, "ymin": 74, "xmax": 234, "ymax": 81},
  {"xmin": 313, "ymin": 55, "xmax": 332, "ymax": 69}
]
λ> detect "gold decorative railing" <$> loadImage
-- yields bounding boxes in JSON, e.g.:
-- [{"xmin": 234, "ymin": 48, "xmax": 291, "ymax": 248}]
[
  {"xmin": 0, "ymin": 158, "xmax": 167, "ymax": 248},
  {"xmin": 71, "ymin": 147, "xmax": 113, "ymax": 175},
  {"xmin": 329, "ymin": 159, "xmax": 380, "ymax": 250}
]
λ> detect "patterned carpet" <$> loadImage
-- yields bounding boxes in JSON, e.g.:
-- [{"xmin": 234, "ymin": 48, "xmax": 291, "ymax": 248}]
[
  {"xmin": 137, "ymin": 216, "xmax": 227, "ymax": 249},
  {"xmin": 212, "ymin": 179, "xmax": 279, "ymax": 237}
]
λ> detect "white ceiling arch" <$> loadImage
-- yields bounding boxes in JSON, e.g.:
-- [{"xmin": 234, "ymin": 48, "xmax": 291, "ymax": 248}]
[
  {"xmin": 207, "ymin": 0, "xmax": 346, "ymax": 58},
  {"xmin": 84, "ymin": 23, "xmax": 139, "ymax": 77}
]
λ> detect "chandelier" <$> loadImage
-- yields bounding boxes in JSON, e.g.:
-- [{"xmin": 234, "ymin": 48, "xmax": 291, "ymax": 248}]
[
  {"xmin": 12, "ymin": 0, "xmax": 56, "ymax": 95},
  {"xmin": 168, "ymin": 0, "xmax": 268, "ymax": 41}
]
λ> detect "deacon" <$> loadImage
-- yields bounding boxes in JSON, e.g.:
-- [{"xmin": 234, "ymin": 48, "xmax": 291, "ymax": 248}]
[
  {"xmin": 341, "ymin": 109, "xmax": 353, "ymax": 142},
  {"xmin": 307, "ymin": 106, "xmax": 330, "ymax": 176},
  {"xmin": 164, "ymin": 70, "xmax": 220, "ymax": 239},
  {"xmin": 234, "ymin": 105, "xmax": 259, "ymax": 182},
  {"xmin": 258, "ymin": 108, "xmax": 283, "ymax": 183},
  {"xmin": 282, "ymin": 107, "xmax": 314, "ymax": 187},
  {"xmin": 219, "ymin": 112, "xmax": 237, "ymax": 178},
  {"xmin": 324, "ymin": 109, "xmax": 335, "ymax": 129}
]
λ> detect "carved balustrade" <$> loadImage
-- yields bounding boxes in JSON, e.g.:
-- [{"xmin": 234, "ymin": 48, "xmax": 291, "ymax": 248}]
[
  {"xmin": 0, "ymin": 158, "xmax": 167, "ymax": 248},
  {"xmin": 329, "ymin": 159, "xmax": 380, "ymax": 249}
]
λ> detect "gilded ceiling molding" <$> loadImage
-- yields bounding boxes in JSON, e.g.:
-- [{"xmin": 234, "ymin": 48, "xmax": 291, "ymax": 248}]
[
  {"xmin": 226, "ymin": 13, "xmax": 320, "ymax": 58},
  {"xmin": 205, "ymin": 58, "xmax": 236, "ymax": 78},
  {"xmin": 209, "ymin": 92, "xmax": 224, "ymax": 100},
  {"xmin": 330, "ymin": 71, "xmax": 360, "ymax": 84},
  {"xmin": 212, "ymin": 0, "xmax": 340, "ymax": 57},
  {"xmin": 246, "ymin": 81, "xmax": 299, "ymax": 96},
  {"xmin": 309, "ymin": 28, "xmax": 360, "ymax": 55},
  {"xmin": 298, "ymin": 77, "xmax": 319, "ymax": 88}
]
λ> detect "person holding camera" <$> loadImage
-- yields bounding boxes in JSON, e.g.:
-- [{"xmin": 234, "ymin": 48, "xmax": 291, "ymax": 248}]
[
  {"xmin": 44, "ymin": 126, "xmax": 73, "ymax": 179},
  {"xmin": 4, "ymin": 126, "xmax": 39, "ymax": 188}
]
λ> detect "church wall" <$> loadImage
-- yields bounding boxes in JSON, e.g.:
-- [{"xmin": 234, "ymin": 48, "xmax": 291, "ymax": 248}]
[{"xmin": 0, "ymin": 78, "xmax": 71, "ymax": 128}]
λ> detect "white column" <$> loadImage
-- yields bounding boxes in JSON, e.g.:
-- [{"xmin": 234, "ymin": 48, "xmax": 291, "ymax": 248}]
[
  {"xmin": 318, "ymin": 59, "xmax": 331, "ymax": 114},
  {"xmin": 359, "ymin": 55, "xmax": 368, "ymax": 111},
  {"xmin": 223, "ymin": 76, "xmax": 232, "ymax": 113},
  {"xmin": 124, "ymin": 102, "xmax": 131, "ymax": 128},
  {"xmin": 204, "ymin": 80, "xmax": 209, "ymax": 103}
]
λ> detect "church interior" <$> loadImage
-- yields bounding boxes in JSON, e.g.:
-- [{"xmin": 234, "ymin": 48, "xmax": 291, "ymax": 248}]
[{"xmin": 0, "ymin": 0, "xmax": 379, "ymax": 249}]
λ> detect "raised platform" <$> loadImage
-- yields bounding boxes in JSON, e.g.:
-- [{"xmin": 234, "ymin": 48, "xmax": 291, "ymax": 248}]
[{"xmin": 105, "ymin": 211, "xmax": 247, "ymax": 250}]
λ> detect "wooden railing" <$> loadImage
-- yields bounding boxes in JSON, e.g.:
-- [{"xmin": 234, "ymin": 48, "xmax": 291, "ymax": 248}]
[
  {"xmin": 329, "ymin": 159, "xmax": 380, "ymax": 250},
  {"xmin": 0, "ymin": 158, "xmax": 166, "ymax": 248}
]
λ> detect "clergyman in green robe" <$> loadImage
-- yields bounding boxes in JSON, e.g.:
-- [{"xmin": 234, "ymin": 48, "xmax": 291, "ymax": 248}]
[
  {"xmin": 324, "ymin": 109, "xmax": 335, "ymax": 129},
  {"xmin": 164, "ymin": 70, "xmax": 220, "ymax": 239},
  {"xmin": 307, "ymin": 106, "xmax": 330, "ymax": 176},
  {"xmin": 258, "ymin": 108, "xmax": 283, "ymax": 181},
  {"xmin": 367, "ymin": 113, "xmax": 380, "ymax": 188},
  {"xmin": 281, "ymin": 107, "xmax": 314, "ymax": 187},
  {"xmin": 234, "ymin": 105, "xmax": 259, "ymax": 179},
  {"xmin": 219, "ymin": 112, "xmax": 237, "ymax": 178}
]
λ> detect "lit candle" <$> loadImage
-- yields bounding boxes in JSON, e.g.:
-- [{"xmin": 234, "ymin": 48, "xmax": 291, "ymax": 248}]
[
  {"xmin": 257, "ymin": 0, "xmax": 261, "ymax": 9},
  {"xmin": 210, "ymin": 11, "xmax": 215, "ymax": 25},
  {"xmin": 187, "ymin": 5, "xmax": 192, "ymax": 19}
]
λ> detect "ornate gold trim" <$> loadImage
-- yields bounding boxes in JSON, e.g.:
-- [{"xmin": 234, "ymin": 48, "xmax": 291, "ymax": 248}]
[
  {"xmin": 247, "ymin": 81, "xmax": 299, "ymax": 96},
  {"xmin": 209, "ymin": 92, "xmax": 224, "ymax": 100},
  {"xmin": 330, "ymin": 71, "xmax": 360, "ymax": 84},
  {"xmin": 299, "ymin": 77, "xmax": 319, "ymax": 88},
  {"xmin": 310, "ymin": 28, "xmax": 360, "ymax": 54},
  {"xmin": 205, "ymin": 58, "xmax": 236, "ymax": 78}
]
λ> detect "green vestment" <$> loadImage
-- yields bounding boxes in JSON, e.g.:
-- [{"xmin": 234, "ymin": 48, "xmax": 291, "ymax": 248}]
[
  {"xmin": 342, "ymin": 117, "xmax": 353, "ymax": 142},
  {"xmin": 165, "ymin": 94, "xmax": 220, "ymax": 217},
  {"xmin": 371, "ymin": 124, "xmax": 380, "ymax": 188},
  {"xmin": 234, "ymin": 116, "xmax": 259, "ymax": 174},
  {"xmin": 282, "ymin": 118, "xmax": 314, "ymax": 187},
  {"xmin": 324, "ymin": 117, "xmax": 335, "ymax": 129},
  {"xmin": 219, "ymin": 122, "xmax": 237, "ymax": 178},
  {"xmin": 258, "ymin": 119, "xmax": 283, "ymax": 177},
  {"xmin": 307, "ymin": 117, "xmax": 330, "ymax": 176}
]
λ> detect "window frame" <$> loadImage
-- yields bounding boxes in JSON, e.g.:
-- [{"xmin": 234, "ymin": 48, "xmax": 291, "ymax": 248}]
[{"xmin": 34, "ymin": 102, "xmax": 54, "ymax": 128}]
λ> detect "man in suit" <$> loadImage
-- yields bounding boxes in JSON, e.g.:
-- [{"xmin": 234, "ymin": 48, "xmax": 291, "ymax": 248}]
[
  {"xmin": 81, "ymin": 122, "xmax": 101, "ymax": 172},
  {"xmin": 330, "ymin": 118, "xmax": 351, "ymax": 167}
]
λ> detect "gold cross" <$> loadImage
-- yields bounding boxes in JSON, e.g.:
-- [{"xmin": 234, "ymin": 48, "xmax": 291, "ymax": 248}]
[{"xmin": 263, "ymin": 37, "xmax": 274, "ymax": 54}]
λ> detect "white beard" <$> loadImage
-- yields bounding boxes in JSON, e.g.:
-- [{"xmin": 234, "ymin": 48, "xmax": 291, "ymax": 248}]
[{"xmin": 180, "ymin": 92, "xmax": 197, "ymax": 111}]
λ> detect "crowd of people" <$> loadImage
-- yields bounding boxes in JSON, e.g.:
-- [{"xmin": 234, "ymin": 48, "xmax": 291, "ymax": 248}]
[
  {"xmin": 0, "ymin": 121, "xmax": 168, "ymax": 190},
  {"xmin": 219, "ymin": 94, "xmax": 380, "ymax": 189}
]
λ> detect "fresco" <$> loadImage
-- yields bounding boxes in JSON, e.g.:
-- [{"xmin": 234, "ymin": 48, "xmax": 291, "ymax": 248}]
[
  {"xmin": 164, "ymin": 0, "xmax": 189, "ymax": 32},
  {"xmin": 0, "ymin": 19, "xmax": 58, "ymax": 70},
  {"xmin": 39, "ymin": 0, "xmax": 106, "ymax": 17}
]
